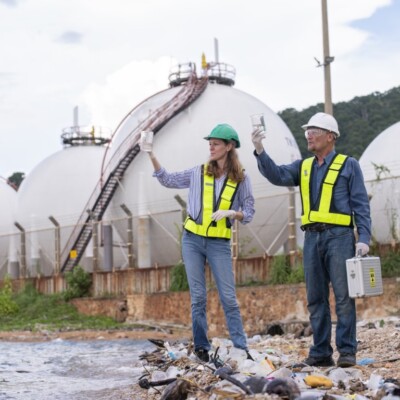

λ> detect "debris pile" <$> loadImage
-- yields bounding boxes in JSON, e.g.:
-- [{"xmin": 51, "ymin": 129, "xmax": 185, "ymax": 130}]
[{"xmin": 135, "ymin": 318, "xmax": 400, "ymax": 399}]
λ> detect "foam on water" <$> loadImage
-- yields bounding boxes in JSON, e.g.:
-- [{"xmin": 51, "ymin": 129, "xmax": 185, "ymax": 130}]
[{"xmin": 0, "ymin": 339, "xmax": 153, "ymax": 400}]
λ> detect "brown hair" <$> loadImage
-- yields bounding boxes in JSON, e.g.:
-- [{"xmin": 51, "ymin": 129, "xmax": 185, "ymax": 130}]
[{"xmin": 206, "ymin": 143, "xmax": 245, "ymax": 183}]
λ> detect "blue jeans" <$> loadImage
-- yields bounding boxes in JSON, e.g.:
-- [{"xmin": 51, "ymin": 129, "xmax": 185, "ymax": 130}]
[
  {"xmin": 181, "ymin": 230, "xmax": 248, "ymax": 351},
  {"xmin": 303, "ymin": 226, "xmax": 357, "ymax": 358}
]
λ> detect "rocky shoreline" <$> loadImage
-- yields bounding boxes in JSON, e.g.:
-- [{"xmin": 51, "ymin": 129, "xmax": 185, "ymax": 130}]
[{"xmin": 1, "ymin": 318, "xmax": 399, "ymax": 399}]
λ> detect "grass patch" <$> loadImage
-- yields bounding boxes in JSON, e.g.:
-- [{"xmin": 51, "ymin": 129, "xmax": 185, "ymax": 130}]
[
  {"xmin": 380, "ymin": 250, "xmax": 400, "ymax": 278},
  {"xmin": 170, "ymin": 261, "xmax": 189, "ymax": 292},
  {"xmin": 269, "ymin": 255, "xmax": 305, "ymax": 285},
  {"xmin": 0, "ymin": 283, "xmax": 133, "ymax": 332}
]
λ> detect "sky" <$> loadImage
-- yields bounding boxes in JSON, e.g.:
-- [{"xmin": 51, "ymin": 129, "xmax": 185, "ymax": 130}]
[{"xmin": 0, "ymin": 0, "xmax": 399, "ymax": 178}]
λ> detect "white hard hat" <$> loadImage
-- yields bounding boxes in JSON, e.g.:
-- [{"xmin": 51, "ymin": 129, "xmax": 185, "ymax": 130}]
[{"xmin": 301, "ymin": 112, "xmax": 340, "ymax": 137}]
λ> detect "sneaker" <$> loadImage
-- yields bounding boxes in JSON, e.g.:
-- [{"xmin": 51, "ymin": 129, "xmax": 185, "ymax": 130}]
[
  {"xmin": 302, "ymin": 355, "xmax": 335, "ymax": 367},
  {"xmin": 337, "ymin": 353, "xmax": 356, "ymax": 368},
  {"xmin": 194, "ymin": 348, "xmax": 210, "ymax": 362}
]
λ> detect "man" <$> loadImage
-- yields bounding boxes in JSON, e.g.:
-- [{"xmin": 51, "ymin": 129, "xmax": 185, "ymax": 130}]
[{"xmin": 252, "ymin": 112, "xmax": 371, "ymax": 368}]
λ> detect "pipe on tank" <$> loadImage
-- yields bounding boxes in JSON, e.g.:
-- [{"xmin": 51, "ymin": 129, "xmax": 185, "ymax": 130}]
[
  {"xmin": 81, "ymin": 211, "xmax": 97, "ymax": 272},
  {"xmin": 14, "ymin": 222, "xmax": 27, "ymax": 278},
  {"xmin": 287, "ymin": 187, "xmax": 297, "ymax": 266},
  {"xmin": 49, "ymin": 216, "xmax": 61, "ymax": 274},
  {"xmin": 121, "ymin": 204, "xmax": 135, "ymax": 268},
  {"xmin": 137, "ymin": 172, "xmax": 151, "ymax": 268},
  {"xmin": 214, "ymin": 38, "xmax": 219, "ymax": 63},
  {"xmin": 30, "ymin": 214, "xmax": 41, "ymax": 276},
  {"xmin": 91, "ymin": 215, "xmax": 99, "ymax": 272},
  {"xmin": 103, "ymin": 223, "xmax": 113, "ymax": 271},
  {"xmin": 8, "ymin": 232, "xmax": 19, "ymax": 279}
]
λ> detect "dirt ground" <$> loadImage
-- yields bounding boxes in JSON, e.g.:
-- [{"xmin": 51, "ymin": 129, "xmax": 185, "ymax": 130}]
[{"xmin": 0, "ymin": 326, "xmax": 191, "ymax": 342}]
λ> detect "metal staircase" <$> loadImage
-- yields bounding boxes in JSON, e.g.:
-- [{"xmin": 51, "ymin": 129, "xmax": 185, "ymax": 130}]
[{"xmin": 61, "ymin": 67, "xmax": 208, "ymax": 272}]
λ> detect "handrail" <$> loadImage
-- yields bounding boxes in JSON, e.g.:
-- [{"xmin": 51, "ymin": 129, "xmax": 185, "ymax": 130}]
[
  {"xmin": 61, "ymin": 125, "xmax": 111, "ymax": 147},
  {"xmin": 207, "ymin": 62, "xmax": 236, "ymax": 86},
  {"xmin": 60, "ymin": 69, "xmax": 208, "ymax": 272}
]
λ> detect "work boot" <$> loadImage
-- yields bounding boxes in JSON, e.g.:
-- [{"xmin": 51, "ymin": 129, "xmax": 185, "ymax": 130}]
[
  {"xmin": 194, "ymin": 348, "xmax": 210, "ymax": 362},
  {"xmin": 337, "ymin": 353, "xmax": 356, "ymax": 368},
  {"xmin": 301, "ymin": 355, "xmax": 335, "ymax": 367}
]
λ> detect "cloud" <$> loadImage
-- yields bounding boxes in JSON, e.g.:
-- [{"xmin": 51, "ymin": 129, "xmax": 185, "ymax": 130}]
[
  {"xmin": 56, "ymin": 30, "xmax": 83, "ymax": 44},
  {"xmin": 0, "ymin": 0, "xmax": 18, "ymax": 7},
  {"xmin": 80, "ymin": 56, "xmax": 177, "ymax": 131},
  {"xmin": 0, "ymin": 0, "xmax": 398, "ymax": 177}
]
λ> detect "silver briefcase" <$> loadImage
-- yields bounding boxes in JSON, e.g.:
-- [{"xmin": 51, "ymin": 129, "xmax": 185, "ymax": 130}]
[{"xmin": 346, "ymin": 256, "xmax": 383, "ymax": 298}]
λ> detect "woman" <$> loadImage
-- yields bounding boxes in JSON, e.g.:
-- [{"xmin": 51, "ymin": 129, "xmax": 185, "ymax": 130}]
[{"xmin": 141, "ymin": 123, "xmax": 255, "ymax": 362}]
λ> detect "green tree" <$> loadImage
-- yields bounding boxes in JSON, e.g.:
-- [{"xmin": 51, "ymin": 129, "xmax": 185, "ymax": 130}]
[
  {"xmin": 7, "ymin": 172, "xmax": 25, "ymax": 189},
  {"xmin": 0, "ymin": 276, "xmax": 19, "ymax": 316},
  {"xmin": 170, "ymin": 261, "xmax": 189, "ymax": 291},
  {"xmin": 278, "ymin": 86, "xmax": 400, "ymax": 160},
  {"xmin": 64, "ymin": 266, "xmax": 92, "ymax": 301}
]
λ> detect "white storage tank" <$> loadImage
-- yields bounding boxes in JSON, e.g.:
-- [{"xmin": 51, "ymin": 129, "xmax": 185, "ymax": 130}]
[
  {"xmin": 15, "ymin": 124, "xmax": 111, "ymax": 276},
  {"xmin": 101, "ymin": 62, "xmax": 302, "ymax": 268},
  {"xmin": 0, "ymin": 178, "xmax": 18, "ymax": 278},
  {"xmin": 359, "ymin": 121, "xmax": 400, "ymax": 245}
]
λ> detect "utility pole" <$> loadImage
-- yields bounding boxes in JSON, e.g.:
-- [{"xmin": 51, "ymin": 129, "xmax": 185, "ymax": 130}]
[
  {"xmin": 321, "ymin": 0, "xmax": 334, "ymax": 115},
  {"xmin": 287, "ymin": 188, "xmax": 297, "ymax": 267}
]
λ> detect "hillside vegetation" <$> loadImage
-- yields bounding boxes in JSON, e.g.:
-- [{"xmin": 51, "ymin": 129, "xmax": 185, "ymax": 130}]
[{"xmin": 279, "ymin": 86, "xmax": 400, "ymax": 159}]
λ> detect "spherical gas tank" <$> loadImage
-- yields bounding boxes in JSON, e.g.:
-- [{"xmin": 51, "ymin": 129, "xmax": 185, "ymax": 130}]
[
  {"xmin": 0, "ymin": 179, "xmax": 17, "ymax": 278},
  {"xmin": 104, "ymin": 80, "xmax": 302, "ymax": 267},
  {"xmin": 16, "ymin": 146, "xmax": 106, "ymax": 275},
  {"xmin": 359, "ymin": 122, "xmax": 400, "ymax": 244}
]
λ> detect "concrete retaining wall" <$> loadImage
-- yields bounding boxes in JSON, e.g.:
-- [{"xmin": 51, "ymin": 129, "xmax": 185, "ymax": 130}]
[{"xmin": 125, "ymin": 278, "xmax": 399, "ymax": 337}]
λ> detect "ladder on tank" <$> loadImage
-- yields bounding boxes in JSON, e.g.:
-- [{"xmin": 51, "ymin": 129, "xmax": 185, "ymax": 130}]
[{"xmin": 61, "ymin": 68, "xmax": 208, "ymax": 272}]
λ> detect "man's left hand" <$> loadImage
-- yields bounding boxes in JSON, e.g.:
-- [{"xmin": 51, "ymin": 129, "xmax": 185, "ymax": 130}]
[{"xmin": 356, "ymin": 242, "xmax": 369, "ymax": 257}]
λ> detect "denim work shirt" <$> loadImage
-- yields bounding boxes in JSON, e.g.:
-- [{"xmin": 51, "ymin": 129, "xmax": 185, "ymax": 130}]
[
  {"xmin": 153, "ymin": 165, "xmax": 255, "ymax": 225},
  {"xmin": 254, "ymin": 149, "xmax": 371, "ymax": 244}
]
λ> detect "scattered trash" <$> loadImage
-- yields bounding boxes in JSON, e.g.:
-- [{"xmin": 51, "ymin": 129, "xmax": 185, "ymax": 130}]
[
  {"xmin": 134, "ymin": 317, "xmax": 400, "ymax": 399},
  {"xmin": 164, "ymin": 341, "xmax": 177, "ymax": 361},
  {"xmin": 266, "ymin": 377, "xmax": 301, "ymax": 399},
  {"xmin": 368, "ymin": 373, "xmax": 384, "ymax": 390},
  {"xmin": 358, "ymin": 357, "xmax": 375, "ymax": 365},
  {"xmin": 304, "ymin": 375, "xmax": 334, "ymax": 388}
]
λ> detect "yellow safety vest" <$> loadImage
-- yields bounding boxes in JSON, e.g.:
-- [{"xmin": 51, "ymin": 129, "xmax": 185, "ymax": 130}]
[
  {"xmin": 300, "ymin": 154, "xmax": 352, "ymax": 227},
  {"xmin": 184, "ymin": 164, "xmax": 239, "ymax": 239}
]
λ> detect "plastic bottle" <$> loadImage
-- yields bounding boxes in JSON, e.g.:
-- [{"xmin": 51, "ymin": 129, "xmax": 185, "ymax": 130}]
[{"xmin": 164, "ymin": 342, "xmax": 177, "ymax": 360}]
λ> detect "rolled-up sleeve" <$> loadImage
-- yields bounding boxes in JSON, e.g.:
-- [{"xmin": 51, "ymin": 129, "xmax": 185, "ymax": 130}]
[
  {"xmin": 153, "ymin": 166, "xmax": 194, "ymax": 189},
  {"xmin": 236, "ymin": 174, "xmax": 255, "ymax": 224}
]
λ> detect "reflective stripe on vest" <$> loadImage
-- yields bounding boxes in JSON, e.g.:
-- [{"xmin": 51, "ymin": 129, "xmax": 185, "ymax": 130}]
[
  {"xmin": 184, "ymin": 164, "xmax": 239, "ymax": 239},
  {"xmin": 300, "ymin": 154, "xmax": 352, "ymax": 226}
]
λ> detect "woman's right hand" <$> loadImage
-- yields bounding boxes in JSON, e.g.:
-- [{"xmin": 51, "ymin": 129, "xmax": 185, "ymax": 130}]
[{"xmin": 139, "ymin": 135, "xmax": 153, "ymax": 153}]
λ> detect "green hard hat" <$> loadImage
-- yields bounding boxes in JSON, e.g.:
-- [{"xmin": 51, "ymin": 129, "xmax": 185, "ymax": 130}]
[{"xmin": 204, "ymin": 124, "xmax": 241, "ymax": 148}]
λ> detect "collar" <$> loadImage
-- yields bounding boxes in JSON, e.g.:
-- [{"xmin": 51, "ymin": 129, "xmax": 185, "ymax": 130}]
[{"xmin": 314, "ymin": 150, "xmax": 336, "ymax": 166}]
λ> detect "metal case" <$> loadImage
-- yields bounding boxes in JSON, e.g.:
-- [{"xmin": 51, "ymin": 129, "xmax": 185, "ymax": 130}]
[{"xmin": 346, "ymin": 256, "xmax": 383, "ymax": 298}]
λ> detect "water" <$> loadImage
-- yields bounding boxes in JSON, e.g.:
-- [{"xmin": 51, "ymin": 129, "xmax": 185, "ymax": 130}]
[{"xmin": 0, "ymin": 339, "xmax": 154, "ymax": 399}]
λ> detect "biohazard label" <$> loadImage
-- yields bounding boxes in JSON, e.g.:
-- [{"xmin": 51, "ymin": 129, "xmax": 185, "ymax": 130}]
[{"xmin": 369, "ymin": 268, "xmax": 376, "ymax": 287}]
